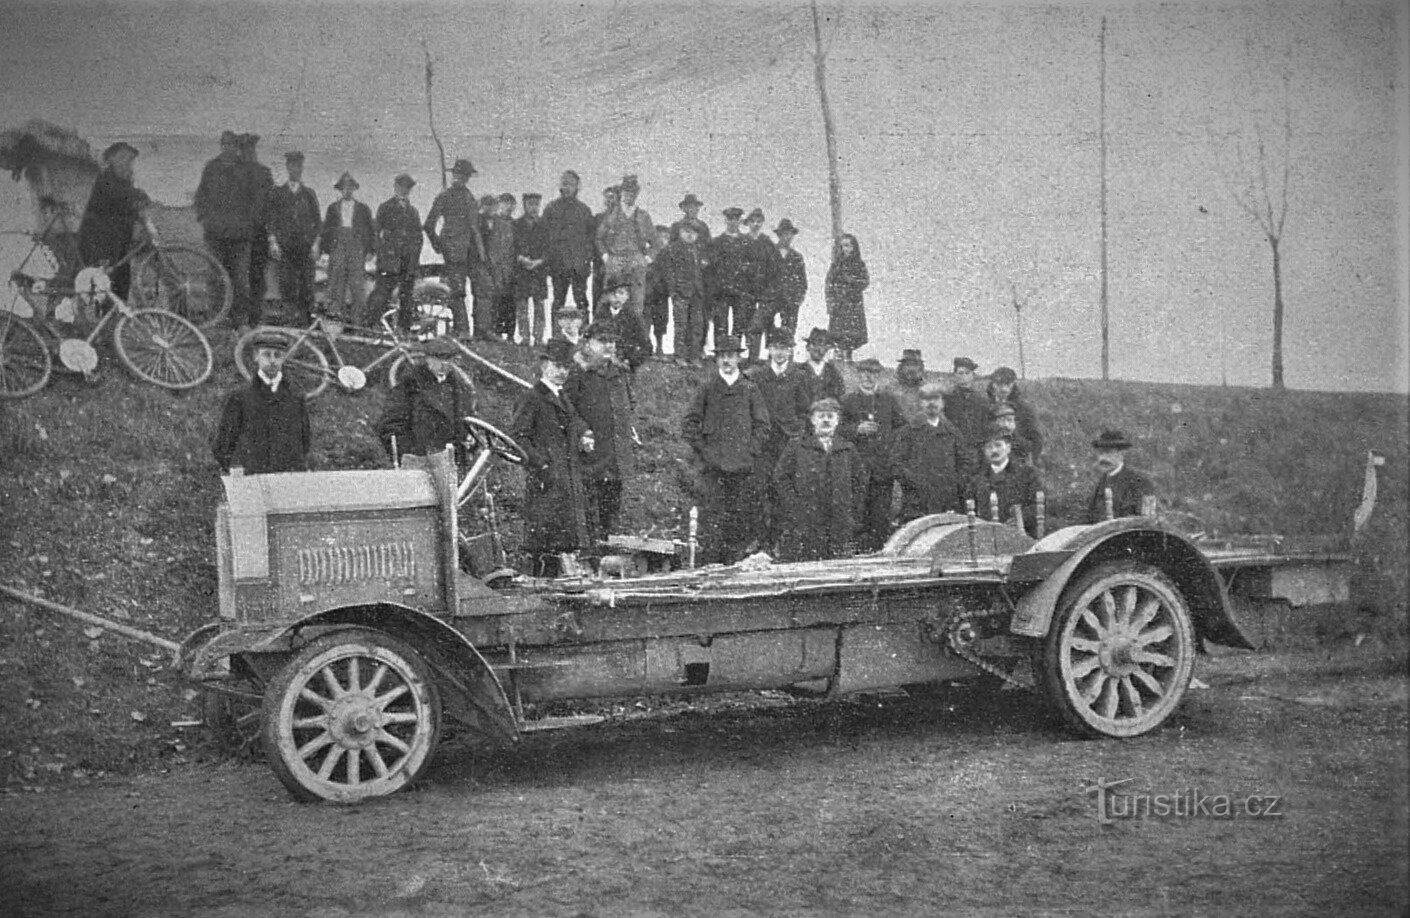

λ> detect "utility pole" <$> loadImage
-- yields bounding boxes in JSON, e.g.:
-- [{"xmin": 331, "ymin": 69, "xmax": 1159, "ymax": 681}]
[
  {"xmin": 1099, "ymin": 15, "xmax": 1110, "ymax": 380},
  {"xmin": 1012, "ymin": 283, "xmax": 1027, "ymax": 379},
  {"xmin": 811, "ymin": 1, "xmax": 845, "ymax": 241}
]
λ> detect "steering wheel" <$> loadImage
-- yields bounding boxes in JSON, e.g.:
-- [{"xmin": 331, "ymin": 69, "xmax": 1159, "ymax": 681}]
[{"xmin": 463, "ymin": 416, "xmax": 527, "ymax": 466}]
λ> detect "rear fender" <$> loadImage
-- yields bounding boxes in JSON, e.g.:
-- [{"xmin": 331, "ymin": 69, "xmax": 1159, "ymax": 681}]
[{"xmin": 1009, "ymin": 521, "xmax": 1254, "ymax": 650}]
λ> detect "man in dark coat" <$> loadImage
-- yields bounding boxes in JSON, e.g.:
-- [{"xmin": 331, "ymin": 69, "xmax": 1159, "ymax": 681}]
[
  {"xmin": 238, "ymin": 134, "xmax": 276, "ymax": 319},
  {"xmin": 596, "ymin": 278, "xmax": 652, "ymax": 371},
  {"xmin": 320, "ymin": 172, "xmax": 375, "ymax": 324},
  {"xmin": 1086, "ymin": 429, "xmax": 1157, "ymax": 523},
  {"xmin": 514, "ymin": 192, "xmax": 551, "ymax": 346},
  {"xmin": 840, "ymin": 357, "xmax": 908, "ymax": 552},
  {"xmin": 564, "ymin": 320, "xmax": 639, "ymax": 544},
  {"xmin": 211, "ymin": 330, "xmax": 311, "ymax": 474},
  {"xmin": 943, "ymin": 356, "xmax": 988, "ymax": 477},
  {"xmin": 375, "ymin": 338, "xmax": 477, "ymax": 462},
  {"xmin": 788, "ymin": 327, "xmax": 846, "ymax": 407},
  {"xmin": 423, "ymin": 158, "xmax": 485, "ymax": 338},
  {"xmin": 682, "ymin": 334, "xmax": 771, "ymax": 565},
  {"xmin": 542, "ymin": 170, "xmax": 595, "ymax": 318},
  {"xmin": 368, "ymin": 173, "xmax": 423, "ymax": 332},
  {"xmin": 893, "ymin": 383, "xmax": 966, "ymax": 522},
  {"xmin": 669, "ymin": 193, "xmax": 711, "ymax": 244},
  {"xmin": 773, "ymin": 398, "xmax": 868, "ymax": 562},
  {"xmin": 964, "ymin": 425, "xmax": 1044, "ymax": 537},
  {"xmin": 78, "ymin": 141, "xmax": 151, "ymax": 301},
  {"xmin": 742, "ymin": 208, "xmax": 781, "ymax": 361},
  {"xmin": 643, "ymin": 224, "xmax": 673, "ymax": 356},
  {"xmin": 987, "ymin": 365, "xmax": 1044, "ymax": 465},
  {"xmin": 511, "ymin": 338, "xmax": 592, "ymax": 577},
  {"xmin": 706, "ymin": 207, "xmax": 752, "ymax": 345},
  {"xmin": 661, "ymin": 222, "xmax": 707, "ymax": 362},
  {"xmin": 771, "ymin": 218, "xmax": 807, "ymax": 337},
  {"xmin": 893, "ymin": 348, "xmax": 927, "ymax": 424},
  {"xmin": 194, "ymin": 130, "xmax": 262, "ymax": 329},
  {"xmin": 266, "ymin": 151, "xmax": 321, "ymax": 325},
  {"xmin": 747, "ymin": 328, "xmax": 809, "ymax": 553}
]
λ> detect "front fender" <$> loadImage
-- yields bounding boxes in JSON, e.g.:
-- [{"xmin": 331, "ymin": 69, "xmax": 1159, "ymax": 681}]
[{"xmin": 1008, "ymin": 520, "xmax": 1254, "ymax": 650}]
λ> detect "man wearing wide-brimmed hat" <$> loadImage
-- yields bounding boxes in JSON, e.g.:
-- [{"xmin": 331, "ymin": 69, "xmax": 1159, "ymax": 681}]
[
  {"xmin": 266, "ymin": 151, "xmax": 321, "ymax": 325},
  {"xmin": 772, "ymin": 397, "xmax": 868, "ymax": 562},
  {"xmin": 771, "ymin": 217, "xmax": 807, "ymax": 338},
  {"xmin": 368, "ymin": 173, "xmax": 424, "ymax": 332},
  {"xmin": 78, "ymin": 141, "xmax": 152, "ymax": 302},
  {"xmin": 682, "ymin": 333, "xmax": 771, "ymax": 565},
  {"xmin": 422, "ymin": 157, "xmax": 485, "ymax": 338},
  {"xmin": 747, "ymin": 326, "xmax": 809, "ymax": 552},
  {"xmin": 595, "ymin": 173, "xmax": 658, "ymax": 320},
  {"xmin": 670, "ymin": 193, "xmax": 710, "ymax": 244},
  {"xmin": 840, "ymin": 356, "xmax": 907, "ymax": 551},
  {"xmin": 1086, "ymin": 429, "xmax": 1156, "ymax": 523},
  {"xmin": 319, "ymin": 172, "xmax": 374, "ymax": 323},
  {"xmin": 211, "ymin": 329, "xmax": 310, "ymax": 475},
  {"xmin": 375, "ymin": 337, "xmax": 477, "ymax": 463}
]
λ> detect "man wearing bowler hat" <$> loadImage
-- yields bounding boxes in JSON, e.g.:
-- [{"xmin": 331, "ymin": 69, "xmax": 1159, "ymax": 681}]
[
  {"xmin": 195, "ymin": 130, "xmax": 262, "ymax": 329},
  {"xmin": 1086, "ymin": 429, "xmax": 1156, "ymax": 523},
  {"xmin": 552, "ymin": 304, "xmax": 585, "ymax": 347},
  {"xmin": 375, "ymin": 337, "xmax": 477, "ymax": 463},
  {"xmin": 423, "ymin": 158, "xmax": 486, "ymax": 338},
  {"xmin": 893, "ymin": 348, "xmax": 927, "ymax": 423},
  {"xmin": 788, "ymin": 327, "xmax": 846, "ymax": 409},
  {"xmin": 511, "ymin": 337, "xmax": 592, "ymax": 578},
  {"xmin": 368, "ymin": 173, "xmax": 424, "ymax": 332},
  {"xmin": 266, "ymin": 151, "xmax": 321, "ymax": 325},
  {"xmin": 78, "ymin": 141, "xmax": 153, "ymax": 302},
  {"xmin": 596, "ymin": 275, "xmax": 652, "ymax": 371},
  {"xmin": 564, "ymin": 319, "xmax": 640, "ymax": 543},
  {"xmin": 682, "ymin": 334, "xmax": 771, "ymax": 565},
  {"xmin": 841, "ymin": 356, "xmax": 907, "ymax": 551},
  {"xmin": 320, "ymin": 172, "xmax": 374, "ymax": 323},
  {"xmin": 747, "ymin": 327, "xmax": 809, "ymax": 552},
  {"xmin": 772, "ymin": 397, "xmax": 868, "ymax": 562},
  {"xmin": 670, "ymin": 192, "xmax": 711, "ymax": 244},
  {"xmin": 742, "ymin": 207, "xmax": 781, "ymax": 360},
  {"xmin": 211, "ymin": 329, "xmax": 311, "ymax": 475},
  {"xmin": 772, "ymin": 218, "xmax": 807, "ymax": 338}
]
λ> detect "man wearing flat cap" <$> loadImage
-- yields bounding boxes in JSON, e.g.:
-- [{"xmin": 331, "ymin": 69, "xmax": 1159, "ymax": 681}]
[
  {"xmin": 893, "ymin": 381, "xmax": 967, "ymax": 522},
  {"xmin": 841, "ymin": 356, "xmax": 907, "ymax": 551},
  {"xmin": 595, "ymin": 173, "xmax": 658, "ymax": 321},
  {"xmin": 964, "ymin": 424, "xmax": 1044, "ymax": 537},
  {"xmin": 368, "ymin": 173, "xmax": 424, "ymax": 332},
  {"xmin": 682, "ymin": 334, "xmax": 771, "ymax": 564},
  {"xmin": 320, "ymin": 173, "xmax": 374, "ymax": 323},
  {"xmin": 195, "ymin": 130, "xmax": 263, "ymax": 328},
  {"xmin": 1086, "ymin": 430, "xmax": 1156, "ymax": 523},
  {"xmin": 987, "ymin": 365, "xmax": 1044, "ymax": 465},
  {"xmin": 422, "ymin": 157, "xmax": 486, "ymax": 339},
  {"xmin": 706, "ymin": 207, "xmax": 752, "ymax": 349},
  {"xmin": 266, "ymin": 151, "xmax": 321, "ymax": 325},
  {"xmin": 511, "ymin": 337, "xmax": 592, "ymax": 577},
  {"xmin": 564, "ymin": 319, "xmax": 639, "ymax": 543},
  {"xmin": 773, "ymin": 397, "xmax": 868, "ymax": 562},
  {"xmin": 514, "ymin": 191, "xmax": 550, "ymax": 346},
  {"xmin": 211, "ymin": 329, "xmax": 310, "ymax": 475},
  {"xmin": 943, "ymin": 356, "xmax": 987, "ymax": 476},
  {"xmin": 376, "ymin": 337, "xmax": 477, "ymax": 463},
  {"xmin": 772, "ymin": 218, "xmax": 807, "ymax": 338},
  {"xmin": 78, "ymin": 141, "xmax": 154, "ymax": 302},
  {"xmin": 541, "ymin": 170, "xmax": 595, "ymax": 323}
]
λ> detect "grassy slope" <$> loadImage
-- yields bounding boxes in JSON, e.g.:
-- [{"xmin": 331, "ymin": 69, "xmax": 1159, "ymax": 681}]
[{"xmin": 0, "ymin": 320, "xmax": 1406, "ymax": 789}]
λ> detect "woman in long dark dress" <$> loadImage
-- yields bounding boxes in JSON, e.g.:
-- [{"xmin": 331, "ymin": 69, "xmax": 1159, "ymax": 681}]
[{"xmin": 825, "ymin": 233, "xmax": 869, "ymax": 362}]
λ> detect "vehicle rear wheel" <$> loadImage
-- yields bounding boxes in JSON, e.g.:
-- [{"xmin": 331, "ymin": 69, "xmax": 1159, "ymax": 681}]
[
  {"xmin": 1040, "ymin": 561, "xmax": 1195, "ymax": 738},
  {"xmin": 261, "ymin": 629, "xmax": 442, "ymax": 803},
  {"xmin": 132, "ymin": 244, "xmax": 233, "ymax": 328},
  {"xmin": 0, "ymin": 314, "xmax": 51, "ymax": 398},
  {"xmin": 113, "ymin": 307, "xmax": 213, "ymax": 389},
  {"xmin": 234, "ymin": 326, "xmax": 332, "ymax": 399}
]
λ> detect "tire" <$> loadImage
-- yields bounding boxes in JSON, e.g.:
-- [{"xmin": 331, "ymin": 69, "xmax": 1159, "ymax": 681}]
[
  {"xmin": 113, "ymin": 307, "xmax": 213, "ymax": 389},
  {"xmin": 387, "ymin": 351, "xmax": 475, "ymax": 391},
  {"xmin": 261, "ymin": 629, "xmax": 442, "ymax": 804},
  {"xmin": 0, "ymin": 314, "xmax": 51, "ymax": 398},
  {"xmin": 234, "ymin": 326, "xmax": 332, "ymax": 400},
  {"xmin": 1039, "ymin": 561, "xmax": 1195, "ymax": 739},
  {"xmin": 131, "ymin": 244, "xmax": 233, "ymax": 328}
]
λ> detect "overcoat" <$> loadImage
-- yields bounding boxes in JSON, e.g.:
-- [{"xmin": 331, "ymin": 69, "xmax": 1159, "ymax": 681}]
[
  {"xmin": 211, "ymin": 378, "xmax": 310, "ymax": 474},
  {"xmin": 564, "ymin": 356, "xmax": 636, "ymax": 483},
  {"xmin": 375, "ymin": 364, "xmax": 477, "ymax": 458},
  {"xmin": 772, "ymin": 434, "xmax": 868, "ymax": 562},
  {"xmin": 839, "ymin": 388, "xmax": 907, "ymax": 481},
  {"xmin": 541, "ymin": 194, "xmax": 595, "ymax": 273},
  {"xmin": 943, "ymin": 385, "xmax": 989, "ymax": 474},
  {"xmin": 825, "ymin": 253, "xmax": 869, "ymax": 350},
  {"xmin": 748, "ymin": 361, "xmax": 809, "ymax": 470},
  {"xmin": 682, "ymin": 371, "xmax": 771, "ymax": 475},
  {"xmin": 514, "ymin": 214, "xmax": 550, "ymax": 299},
  {"xmin": 893, "ymin": 416, "xmax": 966, "ymax": 521},
  {"xmin": 194, "ymin": 154, "xmax": 260, "ymax": 240},
  {"xmin": 965, "ymin": 460, "xmax": 1044, "ymax": 536},
  {"xmin": 78, "ymin": 168, "xmax": 146, "ymax": 268},
  {"xmin": 787, "ymin": 361, "xmax": 846, "ymax": 409},
  {"xmin": 266, "ymin": 183, "xmax": 321, "ymax": 248},
  {"xmin": 510, "ymin": 381, "xmax": 590, "ymax": 555},
  {"xmin": 707, "ymin": 233, "xmax": 754, "ymax": 297},
  {"xmin": 372, "ymin": 196, "xmax": 423, "ymax": 275}
]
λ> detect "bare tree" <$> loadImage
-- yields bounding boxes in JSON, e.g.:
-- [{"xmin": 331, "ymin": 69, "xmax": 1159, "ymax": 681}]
[
  {"xmin": 810, "ymin": 1, "xmax": 844, "ymax": 242},
  {"xmin": 421, "ymin": 39, "xmax": 449, "ymax": 190}
]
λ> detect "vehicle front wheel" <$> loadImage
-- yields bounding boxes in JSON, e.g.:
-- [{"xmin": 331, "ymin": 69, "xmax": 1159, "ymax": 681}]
[
  {"xmin": 1040, "ymin": 561, "xmax": 1195, "ymax": 738},
  {"xmin": 262, "ymin": 629, "xmax": 442, "ymax": 803}
]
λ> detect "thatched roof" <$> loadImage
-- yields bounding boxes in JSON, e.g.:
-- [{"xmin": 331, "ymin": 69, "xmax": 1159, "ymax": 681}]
[{"xmin": 0, "ymin": 120, "xmax": 98, "ymax": 181}]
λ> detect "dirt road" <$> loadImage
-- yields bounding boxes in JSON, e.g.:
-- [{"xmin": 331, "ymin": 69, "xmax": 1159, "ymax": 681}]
[{"xmin": 2, "ymin": 650, "xmax": 1406, "ymax": 918}]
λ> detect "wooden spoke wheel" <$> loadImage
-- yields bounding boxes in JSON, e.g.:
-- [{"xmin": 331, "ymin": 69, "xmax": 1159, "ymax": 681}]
[
  {"xmin": 262, "ymin": 629, "xmax": 442, "ymax": 803},
  {"xmin": 1040, "ymin": 561, "xmax": 1195, "ymax": 738}
]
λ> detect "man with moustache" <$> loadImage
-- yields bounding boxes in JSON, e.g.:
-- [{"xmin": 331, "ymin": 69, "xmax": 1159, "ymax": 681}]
[
  {"xmin": 772, "ymin": 398, "xmax": 868, "ymax": 562},
  {"xmin": 893, "ymin": 382, "xmax": 967, "ymax": 523},
  {"xmin": 742, "ymin": 207, "xmax": 781, "ymax": 360},
  {"xmin": 943, "ymin": 356, "xmax": 988, "ymax": 477},
  {"xmin": 1086, "ymin": 429, "xmax": 1157, "ymax": 523},
  {"xmin": 964, "ymin": 425, "xmax": 1043, "ymax": 537},
  {"xmin": 211, "ymin": 329, "xmax": 311, "ymax": 475},
  {"xmin": 542, "ymin": 170, "xmax": 596, "ymax": 321},
  {"xmin": 706, "ymin": 206, "xmax": 752, "ymax": 347},
  {"xmin": 892, "ymin": 348, "xmax": 928, "ymax": 424},
  {"xmin": 840, "ymin": 357, "xmax": 907, "ymax": 552},
  {"xmin": 670, "ymin": 192, "xmax": 711, "ymax": 244},
  {"xmin": 596, "ymin": 174, "xmax": 658, "ymax": 324},
  {"xmin": 747, "ymin": 327, "xmax": 809, "ymax": 553}
]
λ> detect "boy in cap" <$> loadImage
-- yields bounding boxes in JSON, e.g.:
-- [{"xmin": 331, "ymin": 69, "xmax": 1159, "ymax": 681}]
[
  {"xmin": 194, "ymin": 130, "xmax": 261, "ymax": 328},
  {"xmin": 964, "ymin": 424, "xmax": 1044, "ymax": 537},
  {"xmin": 211, "ymin": 329, "xmax": 311, "ymax": 475},
  {"xmin": 893, "ymin": 382, "xmax": 967, "ymax": 522},
  {"xmin": 943, "ymin": 356, "xmax": 987, "ymax": 476},
  {"xmin": 772, "ymin": 397, "xmax": 868, "ymax": 562},
  {"xmin": 787, "ymin": 327, "xmax": 846, "ymax": 408},
  {"xmin": 552, "ymin": 304, "xmax": 585, "ymax": 347},
  {"xmin": 266, "ymin": 151, "xmax": 321, "ymax": 325},
  {"xmin": 564, "ymin": 319, "xmax": 640, "ymax": 543},
  {"xmin": 514, "ymin": 191, "xmax": 550, "ymax": 346},
  {"xmin": 840, "ymin": 356, "xmax": 907, "ymax": 551},
  {"xmin": 368, "ymin": 173, "xmax": 424, "ymax": 332},
  {"xmin": 597, "ymin": 276, "xmax": 652, "ymax": 371},
  {"xmin": 660, "ymin": 221, "xmax": 707, "ymax": 362},
  {"xmin": 1086, "ymin": 430, "xmax": 1156, "ymax": 523},
  {"xmin": 706, "ymin": 206, "xmax": 752, "ymax": 347},
  {"xmin": 510, "ymin": 338, "xmax": 592, "ymax": 577},
  {"xmin": 681, "ymin": 334, "xmax": 771, "ymax": 565},
  {"xmin": 422, "ymin": 158, "xmax": 486, "ymax": 338},
  {"xmin": 772, "ymin": 218, "xmax": 807, "ymax": 337},
  {"xmin": 747, "ymin": 327, "xmax": 810, "ymax": 552},
  {"xmin": 987, "ymin": 365, "xmax": 1044, "ymax": 465},
  {"xmin": 78, "ymin": 140, "xmax": 154, "ymax": 302},
  {"xmin": 319, "ymin": 173, "xmax": 374, "ymax": 323},
  {"xmin": 375, "ymin": 337, "xmax": 477, "ymax": 461}
]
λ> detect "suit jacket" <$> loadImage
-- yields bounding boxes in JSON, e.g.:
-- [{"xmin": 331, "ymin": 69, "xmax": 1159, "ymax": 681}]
[
  {"xmin": 211, "ymin": 377, "xmax": 310, "ymax": 474},
  {"xmin": 373, "ymin": 196, "xmax": 423, "ymax": 274},
  {"xmin": 966, "ymin": 460, "xmax": 1044, "ymax": 536},
  {"xmin": 1087, "ymin": 465, "xmax": 1155, "ymax": 523},
  {"xmin": 267, "ymin": 183, "xmax": 321, "ymax": 248},
  {"xmin": 375, "ymin": 364, "xmax": 477, "ymax": 458},
  {"xmin": 319, "ymin": 199, "xmax": 375, "ymax": 256}
]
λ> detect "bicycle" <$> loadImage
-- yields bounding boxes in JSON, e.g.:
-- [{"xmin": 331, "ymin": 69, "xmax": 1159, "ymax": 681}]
[
  {"xmin": 232, "ymin": 309, "xmax": 474, "ymax": 400},
  {"xmin": 1, "ymin": 265, "xmax": 213, "ymax": 397},
  {"xmin": 2, "ymin": 201, "xmax": 232, "ymax": 330}
]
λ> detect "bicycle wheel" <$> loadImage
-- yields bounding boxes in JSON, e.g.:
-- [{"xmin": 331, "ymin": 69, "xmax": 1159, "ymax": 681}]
[
  {"xmin": 0, "ymin": 313, "xmax": 52, "ymax": 398},
  {"xmin": 234, "ymin": 326, "xmax": 332, "ymax": 399},
  {"xmin": 113, "ymin": 307, "xmax": 213, "ymax": 389},
  {"xmin": 387, "ymin": 351, "xmax": 475, "ymax": 391},
  {"xmin": 132, "ymin": 244, "xmax": 233, "ymax": 329}
]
